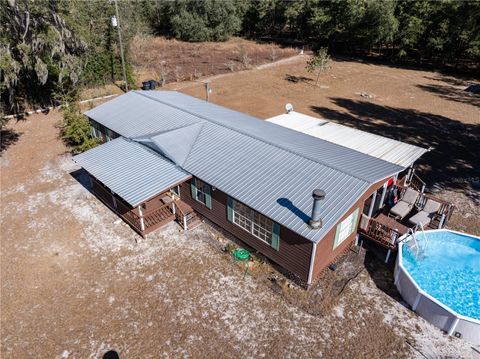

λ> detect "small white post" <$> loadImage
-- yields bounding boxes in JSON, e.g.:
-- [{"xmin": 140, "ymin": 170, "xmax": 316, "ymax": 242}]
[
  {"xmin": 439, "ymin": 213, "xmax": 446, "ymax": 229},
  {"xmin": 183, "ymin": 215, "xmax": 188, "ymax": 231},
  {"xmin": 367, "ymin": 191, "xmax": 377, "ymax": 218},
  {"xmin": 385, "ymin": 249, "xmax": 392, "ymax": 263},
  {"xmin": 379, "ymin": 182, "xmax": 388, "ymax": 209},
  {"xmin": 172, "ymin": 202, "xmax": 176, "ymax": 216},
  {"xmin": 138, "ymin": 205, "xmax": 145, "ymax": 231}
]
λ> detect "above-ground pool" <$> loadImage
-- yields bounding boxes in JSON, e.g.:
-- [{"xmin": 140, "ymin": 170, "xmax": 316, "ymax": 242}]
[{"xmin": 395, "ymin": 229, "xmax": 480, "ymax": 345}]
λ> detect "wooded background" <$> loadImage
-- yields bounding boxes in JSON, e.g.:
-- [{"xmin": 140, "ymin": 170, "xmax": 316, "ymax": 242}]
[{"xmin": 1, "ymin": 0, "xmax": 479, "ymax": 115}]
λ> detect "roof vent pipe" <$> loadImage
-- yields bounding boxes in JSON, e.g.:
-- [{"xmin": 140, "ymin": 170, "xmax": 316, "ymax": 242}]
[{"xmin": 309, "ymin": 189, "xmax": 326, "ymax": 229}]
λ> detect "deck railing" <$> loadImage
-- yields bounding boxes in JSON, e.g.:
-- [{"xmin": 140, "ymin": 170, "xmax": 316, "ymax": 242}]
[
  {"xmin": 359, "ymin": 214, "xmax": 401, "ymax": 250},
  {"xmin": 142, "ymin": 203, "xmax": 174, "ymax": 229},
  {"xmin": 407, "ymin": 173, "xmax": 426, "ymax": 193},
  {"xmin": 398, "ymin": 182, "xmax": 455, "ymax": 229}
]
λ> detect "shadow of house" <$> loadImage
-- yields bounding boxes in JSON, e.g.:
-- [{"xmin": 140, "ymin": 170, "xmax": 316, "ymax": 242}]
[
  {"xmin": 0, "ymin": 129, "xmax": 21, "ymax": 155},
  {"xmin": 311, "ymin": 98, "xmax": 480, "ymax": 191},
  {"xmin": 70, "ymin": 168, "xmax": 92, "ymax": 192}
]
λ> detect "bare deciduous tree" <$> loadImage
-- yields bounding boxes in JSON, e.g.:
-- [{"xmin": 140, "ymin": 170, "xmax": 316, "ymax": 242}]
[{"xmin": 306, "ymin": 48, "xmax": 332, "ymax": 86}]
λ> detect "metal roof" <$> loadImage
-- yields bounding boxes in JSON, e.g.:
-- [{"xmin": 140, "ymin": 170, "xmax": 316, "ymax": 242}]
[
  {"xmin": 267, "ymin": 111, "xmax": 429, "ymax": 169},
  {"xmin": 73, "ymin": 137, "xmax": 191, "ymax": 207},
  {"xmin": 82, "ymin": 91, "xmax": 403, "ymax": 243}
]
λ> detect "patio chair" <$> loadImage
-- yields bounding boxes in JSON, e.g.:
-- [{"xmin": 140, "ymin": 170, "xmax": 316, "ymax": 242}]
[
  {"xmin": 389, "ymin": 188, "xmax": 420, "ymax": 220},
  {"xmin": 408, "ymin": 199, "xmax": 441, "ymax": 227}
]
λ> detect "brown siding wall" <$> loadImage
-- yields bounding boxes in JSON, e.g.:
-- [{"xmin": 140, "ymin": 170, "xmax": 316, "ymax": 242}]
[
  {"xmin": 179, "ymin": 181, "xmax": 313, "ymax": 282},
  {"xmin": 311, "ymin": 178, "xmax": 390, "ymax": 281}
]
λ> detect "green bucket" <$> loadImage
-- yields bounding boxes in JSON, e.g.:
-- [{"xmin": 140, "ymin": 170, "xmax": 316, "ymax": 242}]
[{"xmin": 233, "ymin": 248, "xmax": 250, "ymax": 261}]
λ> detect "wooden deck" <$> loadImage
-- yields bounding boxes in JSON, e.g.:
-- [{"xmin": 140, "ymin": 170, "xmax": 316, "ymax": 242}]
[
  {"xmin": 359, "ymin": 213, "xmax": 407, "ymax": 250},
  {"xmin": 359, "ymin": 189, "xmax": 455, "ymax": 250}
]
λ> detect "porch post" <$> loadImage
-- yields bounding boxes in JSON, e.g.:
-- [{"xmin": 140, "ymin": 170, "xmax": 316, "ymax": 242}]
[
  {"xmin": 385, "ymin": 249, "xmax": 392, "ymax": 263},
  {"xmin": 378, "ymin": 182, "xmax": 388, "ymax": 209},
  {"xmin": 439, "ymin": 213, "xmax": 446, "ymax": 229},
  {"xmin": 111, "ymin": 190, "xmax": 117, "ymax": 209},
  {"xmin": 138, "ymin": 205, "xmax": 145, "ymax": 232},
  {"xmin": 183, "ymin": 215, "xmax": 188, "ymax": 231},
  {"xmin": 367, "ymin": 191, "xmax": 377, "ymax": 218},
  {"xmin": 172, "ymin": 202, "xmax": 176, "ymax": 216}
]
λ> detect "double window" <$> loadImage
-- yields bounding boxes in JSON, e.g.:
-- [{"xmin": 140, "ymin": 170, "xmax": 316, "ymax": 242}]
[{"xmin": 227, "ymin": 197, "xmax": 280, "ymax": 250}]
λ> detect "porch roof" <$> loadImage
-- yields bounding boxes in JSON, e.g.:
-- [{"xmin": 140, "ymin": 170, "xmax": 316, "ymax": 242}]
[{"xmin": 73, "ymin": 137, "xmax": 191, "ymax": 207}]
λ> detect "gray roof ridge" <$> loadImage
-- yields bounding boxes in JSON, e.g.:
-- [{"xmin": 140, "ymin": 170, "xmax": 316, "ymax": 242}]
[
  {"xmin": 123, "ymin": 137, "xmax": 189, "ymax": 174},
  {"xmin": 177, "ymin": 122, "xmax": 205, "ymax": 167},
  {"xmin": 133, "ymin": 91, "xmax": 374, "ymax": 184},
  {"xmin": 130, "ymin": 121, "xmax": 202, "ymax": 141}
]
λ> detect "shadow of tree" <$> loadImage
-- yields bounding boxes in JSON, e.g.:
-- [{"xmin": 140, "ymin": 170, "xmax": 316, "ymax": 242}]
[
  {"xmin": 311, "ymin": 98, "xmax": 480, "ymax": 191},
  {"xmin": 416, "ymin": 83, "xmax": 480, "ymax": 108},
  {"xmin": 285, "ymin": 74, "xmax": 312, "ymax": 84},
  {"xmin": 1, "ymin": 129, "xmax": 21, "ymax": 155}
]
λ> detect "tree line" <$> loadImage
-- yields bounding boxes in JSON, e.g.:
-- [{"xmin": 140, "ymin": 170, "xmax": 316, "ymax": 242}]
[
  {"xmin": 1, "ymin": 0, "xmax": 479, "ymax": 116},
  {"xmin": 154, "ymin": 0, "xmax": 479, "ymax": 66}
]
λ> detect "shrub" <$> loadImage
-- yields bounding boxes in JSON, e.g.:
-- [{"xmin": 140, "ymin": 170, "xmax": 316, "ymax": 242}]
[{"xmin": 61, "ymin": 104, "xmax": 98, "ymax": 153}]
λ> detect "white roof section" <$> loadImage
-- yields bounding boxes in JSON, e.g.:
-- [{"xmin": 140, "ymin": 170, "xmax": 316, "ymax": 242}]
[
  {"xmin": 73, "ymin": 137, "xmax": 191, "ymax": 207},
  {"xmin": 267, "ymin": 111, "xmax": 429, "ymax": 169}
]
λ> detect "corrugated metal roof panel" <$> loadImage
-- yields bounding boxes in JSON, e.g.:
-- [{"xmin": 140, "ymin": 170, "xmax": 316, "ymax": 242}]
[
  {"xmin": 82, "ymin": 91, "xmax": 404, "ymax": 243},
  {"xmin": 267, "ymin": 112, "xmax": 429, "ymax": 168},
  {"xmin": 73, "ymin": 137, "xmax": 191, "ymax": 207},
  {"xmin": 136, "ymin": 91, "xmax": 401, "ymax": 182}
]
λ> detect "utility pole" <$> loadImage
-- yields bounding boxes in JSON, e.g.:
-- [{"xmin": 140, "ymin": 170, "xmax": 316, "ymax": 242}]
[{"xmin": 113, "ymin": 0, "xmax": 128, "ymax": 91}]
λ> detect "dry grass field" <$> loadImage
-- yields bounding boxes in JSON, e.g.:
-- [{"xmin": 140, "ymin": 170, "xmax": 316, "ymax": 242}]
[{"xmin": 131, "ymin": 36, "xmax": 299, "ymax": 87}]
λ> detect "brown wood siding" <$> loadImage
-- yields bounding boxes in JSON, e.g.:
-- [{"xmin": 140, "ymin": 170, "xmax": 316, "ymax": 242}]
[
  {"xmin": 311, "ymin": 177, "xmax": 391, "ymax": 281},
  {"xmin": 179, "ymin": 180, "xmax": 313, "ymax": 282}
]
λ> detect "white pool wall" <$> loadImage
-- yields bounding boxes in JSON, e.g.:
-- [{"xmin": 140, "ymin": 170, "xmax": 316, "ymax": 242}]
[{"xmin": 395, "ymin": 229, "xmax": 480, "ymax": 346}]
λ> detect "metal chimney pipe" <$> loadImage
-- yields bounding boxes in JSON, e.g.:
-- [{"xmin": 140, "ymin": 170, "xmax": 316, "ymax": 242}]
[{"xmin": 309, "ymin": 189, "xmax": 326, "ymax": 229}]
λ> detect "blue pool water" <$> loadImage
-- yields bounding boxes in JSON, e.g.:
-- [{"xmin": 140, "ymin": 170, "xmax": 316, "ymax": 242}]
[{"xmin": 402, "ymin": 230, "xmax": 480, "ymax": 320}]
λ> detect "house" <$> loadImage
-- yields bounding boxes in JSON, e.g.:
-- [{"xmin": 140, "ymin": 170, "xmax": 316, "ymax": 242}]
[{"xmin": 74, "ymin": 91, "xmax": 453, "ymax": 286}]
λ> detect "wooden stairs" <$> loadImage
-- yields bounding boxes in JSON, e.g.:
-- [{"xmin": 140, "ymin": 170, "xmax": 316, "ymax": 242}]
[{"xmin": 175, "ymin": 200, "xmax": 202, "ymax": 230}]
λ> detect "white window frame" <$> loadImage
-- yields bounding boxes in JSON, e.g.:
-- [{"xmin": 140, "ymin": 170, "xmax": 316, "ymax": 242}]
[
  {"xmin": 195, "ymin": 180, "xmax": 208, "ymax": 205},
  {"xmin": 333, "ymin": 208, "xmax": 359, "ymax": 249},
  {"xmin": 232, "ymin": 200, "xmax": 273, "ymax": 245}
]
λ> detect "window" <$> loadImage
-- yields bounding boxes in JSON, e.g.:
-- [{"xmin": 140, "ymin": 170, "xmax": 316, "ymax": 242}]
[
  {"xmin": 227, "ymin": 197, "xmax": 280, "ymax": 250},
  {"xmin": 333, "ymin": 208, "xmax": 359, "ymax": 250},
  {"xmin": 190, "ymin": 178, "xmax": 212, "ymax": 209}
]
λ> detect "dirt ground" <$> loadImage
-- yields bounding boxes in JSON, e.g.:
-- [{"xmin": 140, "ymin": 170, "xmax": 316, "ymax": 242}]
[
  {"xmin": 168, "ymin": 55, "xmax": 480, "ymax": 236},
  {"xmin": 1, "ymin": 56, "xmax": 479, "ymax": 358}
]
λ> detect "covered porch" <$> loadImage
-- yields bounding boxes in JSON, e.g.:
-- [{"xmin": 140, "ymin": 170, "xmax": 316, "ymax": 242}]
[{"xmin": 74, "ymin": 137, "xmax": 193, "ymax": 237}]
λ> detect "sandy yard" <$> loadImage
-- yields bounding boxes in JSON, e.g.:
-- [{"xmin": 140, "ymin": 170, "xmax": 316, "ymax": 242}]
[{"xmin": 1, "ymin": 57, "xmax": 480, "ymax": 358}]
